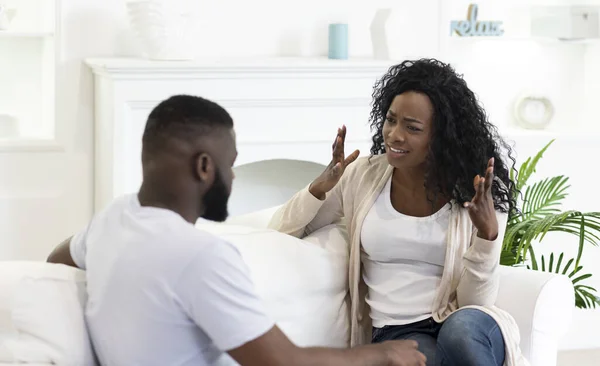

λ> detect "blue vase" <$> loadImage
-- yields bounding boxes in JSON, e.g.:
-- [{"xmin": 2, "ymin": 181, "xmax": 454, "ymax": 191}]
[{"xmin": 328, "ymin": 23, "xmax": 348, "ymax": 60}]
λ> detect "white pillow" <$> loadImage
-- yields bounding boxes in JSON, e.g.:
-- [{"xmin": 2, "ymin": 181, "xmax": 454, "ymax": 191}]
[
  {"xmin": 197, "ymin": 221, "xmax": 350, "ymax": 349},
  {"xmin": 224, "ymin": 205, "xmax": 281, "ymax": 229},
  {"xmin": 0, "ymin": 261, "xmax": 97, "ymax": 365}
]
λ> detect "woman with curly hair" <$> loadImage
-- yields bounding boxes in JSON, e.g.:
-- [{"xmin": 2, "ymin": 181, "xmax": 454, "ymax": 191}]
[{"xmin": 268, "ymin": 59, "xmax": 528, "ymax": 366}]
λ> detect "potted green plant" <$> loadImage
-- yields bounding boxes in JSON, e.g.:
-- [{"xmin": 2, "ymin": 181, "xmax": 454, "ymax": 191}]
[{"xmin": 501, "ymin": 139, "xmax": 600, "ymax": 309}]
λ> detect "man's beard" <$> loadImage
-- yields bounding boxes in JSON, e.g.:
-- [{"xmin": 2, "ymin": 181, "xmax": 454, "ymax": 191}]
[{"xmin": 201, "ymin": 169, "xmax": 230, "ymax": 222}]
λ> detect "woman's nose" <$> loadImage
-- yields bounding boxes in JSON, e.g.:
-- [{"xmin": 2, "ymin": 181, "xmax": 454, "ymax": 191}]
[{"xmin": 388, "ymin": 125, "xmax": 406, "ymax": 143}]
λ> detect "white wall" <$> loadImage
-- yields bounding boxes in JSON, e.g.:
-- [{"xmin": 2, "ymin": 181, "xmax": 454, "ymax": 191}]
[{"xmin": 1, "ymin": 0, "xmax": 599, "ymax": 349}]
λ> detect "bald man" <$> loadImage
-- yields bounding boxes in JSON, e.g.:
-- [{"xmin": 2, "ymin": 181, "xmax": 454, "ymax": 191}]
[{"xmin": 48, "ymin": 95, "xmax": 425, "ymax": 366}]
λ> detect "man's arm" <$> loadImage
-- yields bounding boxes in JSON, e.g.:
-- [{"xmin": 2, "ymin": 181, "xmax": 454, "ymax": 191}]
[
  {"xmin": 228, "ymin": 325, "xmax": 426, "ymax": 366},
  {"xmin": 47, "ymin": 236, "xmax": 79, "ymax": 268},
  {"xmin": 179, "ymin": 240, "xmax": 425, "ymax": 366}
]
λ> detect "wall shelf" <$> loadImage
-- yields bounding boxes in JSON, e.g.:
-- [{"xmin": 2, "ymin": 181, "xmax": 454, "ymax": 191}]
[
  {"xmin": 0, "ymin": 138, "xmax": 63, "ymax": 153},
  {"xmin": 0, "ymin": 0, "xmax": 58, "ymax": 143},
  {"xmin": 0, "ymin": 31, "xmax": 54, "ymax": 38},
  {"xmin": 447, "ymin": 35, "xmax": 600, "ymax": 44},
  {"xmin": 500, "ymin": 127, "xmax": 600, "ymax": 142}
]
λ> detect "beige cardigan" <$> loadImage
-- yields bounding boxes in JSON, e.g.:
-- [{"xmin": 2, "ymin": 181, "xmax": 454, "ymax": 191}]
[{"xmin": 268, "ymin": 155, "xmax": 529, "ymax": 366}]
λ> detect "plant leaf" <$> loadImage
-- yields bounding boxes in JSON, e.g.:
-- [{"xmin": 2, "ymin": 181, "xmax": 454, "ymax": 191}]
[
  {"xmin": 572, "ymin": 273, "xmax": 593, "ymax": 284},
  {"xmin": 576, "ymin": 215, "xmax": 585, "ymax": 268},
  {"xmin": 562, "ymin": 258, "xmax": 574, "ymax": 275},
  {"xmin": 529, "ymin": 246, "xmax": 538, "ymax": 270},
  {"xmin": 502, "ymin": 139, "xmax": 600, "ymax": 309},
  {"xmin": 515, "ymin": 139, "xmax": 555, "ymax": 195},
  {"xmin": 541, "ymin": 255, "xmax": 546, "ymax": 271},
  {"xmin": 555, "ymin": 252, "xmax": 564, "ymax": 274},
  {"xmin": 519, "ymin": 176, "xmax": 569, "ymax": 222},
  {"xmin": 575, "ymin": 284, "xmax": 597, "ymax": 292},
  {"xmin": 515, "ymin": 211, "xmax": 600, "ymax": 259}
]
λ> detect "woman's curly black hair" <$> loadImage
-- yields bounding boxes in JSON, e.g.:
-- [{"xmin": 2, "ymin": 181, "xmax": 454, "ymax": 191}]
[{"xmin": 369, "ymin": 58, "xmax": 517, "ymax": 214}]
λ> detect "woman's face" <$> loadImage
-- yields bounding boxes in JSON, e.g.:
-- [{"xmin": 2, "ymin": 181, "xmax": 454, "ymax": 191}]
[{"xmin": 382, "ymin": 91, "xmax": 433, "ymax": 171}]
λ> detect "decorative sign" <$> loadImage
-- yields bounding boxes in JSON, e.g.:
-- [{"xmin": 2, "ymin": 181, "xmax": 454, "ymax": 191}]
[{"xmin": 450, "ymin": 4, "xmax": 504, "ymax": 37}]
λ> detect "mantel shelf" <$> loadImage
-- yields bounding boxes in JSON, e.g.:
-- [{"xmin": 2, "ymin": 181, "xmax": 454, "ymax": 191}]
[
  {"xmin": 84, "ymin": 57, "xmax": 398, "ymax": 78},
  {"xmin": 0, "ymin": 138, "xmax": 63, "ymax": 152},
  {"xmin": 0, "ymin": 31, "xmax": 54, "ymax": 38}
]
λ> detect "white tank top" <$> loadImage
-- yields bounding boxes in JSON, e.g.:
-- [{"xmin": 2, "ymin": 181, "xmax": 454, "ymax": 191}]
[{"xmin": 361, "ymin": 176, "xmax": 450, "ymax": 327}]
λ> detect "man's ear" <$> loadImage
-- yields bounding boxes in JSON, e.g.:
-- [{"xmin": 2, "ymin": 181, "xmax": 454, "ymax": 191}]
[{"xmin": 195, "ymin": 153, "xmax": 215, "ymax": 184}]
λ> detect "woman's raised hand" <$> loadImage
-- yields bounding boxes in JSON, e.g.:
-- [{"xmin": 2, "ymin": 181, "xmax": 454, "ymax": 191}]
[{"xmin": 309, "ymin": 125, "xmax": 360, "ymax": 200}]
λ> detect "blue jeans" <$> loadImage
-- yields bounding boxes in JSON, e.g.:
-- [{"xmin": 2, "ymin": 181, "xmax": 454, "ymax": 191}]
[{"xmin": 372, "ymin": 309, "xmax": 505, "ymax": 366}]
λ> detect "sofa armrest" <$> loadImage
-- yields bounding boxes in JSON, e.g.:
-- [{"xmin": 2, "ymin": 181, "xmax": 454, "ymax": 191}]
[{"xmin": 496, "ymin": 265, "xmax": 574, "ymax": 366}]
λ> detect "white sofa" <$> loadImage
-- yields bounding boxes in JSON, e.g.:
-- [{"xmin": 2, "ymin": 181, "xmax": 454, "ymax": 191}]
[{"xmin": 0, "ymin": 205, "xmax": 575, "ymax": 366}]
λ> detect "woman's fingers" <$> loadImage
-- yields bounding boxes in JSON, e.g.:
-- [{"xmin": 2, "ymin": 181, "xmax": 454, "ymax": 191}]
[
  {"xmin": 332, "ymin": 136, "xmax": 343, "ymax": 160},
  {"xmin": 344, "ymin": 149, "xmax": 360, "ymax": 166},
  {"xmin": 331, "ymin": 162, "xmax": 342, "ymax": 177},
  {"xmin": 331, "ymin": 126, "xmax": 355, "ymax": 170},
  {"xmin": 472, "ymin": 175, "xmax": 485, "ymax": 203},
  {"xmin": 484, "ymin": 158, "xmax": 494, "ymax": 192}
]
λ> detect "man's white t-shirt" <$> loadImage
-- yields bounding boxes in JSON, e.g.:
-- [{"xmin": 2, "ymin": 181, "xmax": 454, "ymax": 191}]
[{"xmin": 70, "ymin": 194, "xmax": 274, "ymax": 366}]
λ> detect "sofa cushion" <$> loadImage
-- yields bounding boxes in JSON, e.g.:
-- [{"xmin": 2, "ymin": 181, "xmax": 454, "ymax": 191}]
[
  {"xmin": 197, "ymin": 221, "xmax": 350, "ymax": 349},
  {"xmin": 224, "ymin": 205, "xmax": 281, "ymax": 229},
  {"xmin": 0, "ymin": 261, "xmax": 97, "ymax": 365}
]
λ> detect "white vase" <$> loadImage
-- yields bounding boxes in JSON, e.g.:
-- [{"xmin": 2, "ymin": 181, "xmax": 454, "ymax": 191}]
[
  {"xmin": 370, "ymin": 9, "xmax": 392, "ymax": 59},
  {"xmin": 370, "ymin": 4, "xmax": 439, "ymax": 61},
  {"xmin": 126, "ymin": 0, "xmax": 195, "ymax": 61}
]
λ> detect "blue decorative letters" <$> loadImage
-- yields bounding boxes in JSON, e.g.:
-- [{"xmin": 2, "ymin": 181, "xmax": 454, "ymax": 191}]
[{"xmin": 450, "ymin": 4, "xmax": 504, "ymax": 37}]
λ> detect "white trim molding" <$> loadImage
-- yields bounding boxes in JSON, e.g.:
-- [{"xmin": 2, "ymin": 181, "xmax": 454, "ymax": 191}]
[
  {"xmin": 85, "ymin": 57, "xmax": 395, "ymax": 80},
  {"xmin": 0, "ymin": 138, "xmax": 64, "ymax": 153}
]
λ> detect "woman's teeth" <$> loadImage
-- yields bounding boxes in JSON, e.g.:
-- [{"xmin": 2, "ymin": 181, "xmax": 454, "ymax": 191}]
[{"xmin": 389, "ymin": 147, "xmax": 408, "ymax": 153}]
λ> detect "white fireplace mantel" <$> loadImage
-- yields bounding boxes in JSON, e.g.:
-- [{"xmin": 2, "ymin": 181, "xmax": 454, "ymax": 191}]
[
  {"xmin": 85, "ymin": 57, "xmax": 393, "ymax": 212},
  {"xmin": 85, "ymin": 57, "xmax": 394, "ymax": 79}
]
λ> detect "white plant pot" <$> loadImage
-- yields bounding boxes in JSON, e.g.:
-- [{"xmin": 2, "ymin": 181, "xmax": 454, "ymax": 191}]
[{"xmin": 126, "ymin": 0, "xmax": 195, "ymax": 61}]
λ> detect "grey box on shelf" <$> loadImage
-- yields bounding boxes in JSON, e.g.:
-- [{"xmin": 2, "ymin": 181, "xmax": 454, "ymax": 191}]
[{"xmin": 531, "ymin": 6, "xmax": 599, "ymax": 40}]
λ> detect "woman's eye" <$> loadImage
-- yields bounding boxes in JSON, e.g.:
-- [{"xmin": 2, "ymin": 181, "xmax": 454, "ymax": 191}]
[
  {"xmin": 407, "ymin": 125, "xmax": 421, "ymax": 132},
  {"xmin": 385, "ymin": 117, "xmax": 395, "ymax": 123}
]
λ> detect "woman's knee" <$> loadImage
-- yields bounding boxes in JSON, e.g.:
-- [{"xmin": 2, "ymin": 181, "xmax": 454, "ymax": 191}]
[{"xmin": 436, "ymin": 309, "xmax": 504, "ymax": 365}]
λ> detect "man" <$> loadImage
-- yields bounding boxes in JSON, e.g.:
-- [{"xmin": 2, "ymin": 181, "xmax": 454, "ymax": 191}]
[{"xmin": 48, "ymin": 95, "xmax": 426, "ymax": 366}]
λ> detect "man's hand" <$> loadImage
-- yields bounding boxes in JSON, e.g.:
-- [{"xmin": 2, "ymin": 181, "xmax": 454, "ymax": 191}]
[
  {"xmin": 228, "ymin": 325, "xmax": 426, "ymax": 366},
  {"xmin": 380, "ymin": 340, "xmax": 427, "ymax": 366}
]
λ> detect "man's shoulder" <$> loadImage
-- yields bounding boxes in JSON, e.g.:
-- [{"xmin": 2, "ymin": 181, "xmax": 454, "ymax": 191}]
[
  {"xmin": 172, "ymin": 224, "xmax": 242, "ymax": 261},
  {"xmin": 91, "ymin": 194, "xmax": 137, "ymax": 223}
]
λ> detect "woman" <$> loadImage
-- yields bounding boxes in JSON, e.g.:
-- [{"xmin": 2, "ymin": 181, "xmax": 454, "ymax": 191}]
[{"xmin": 268, "ymin": 59, "xmax": 527, "ymax": 366}]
